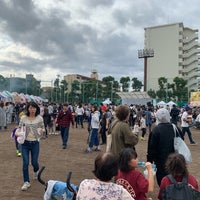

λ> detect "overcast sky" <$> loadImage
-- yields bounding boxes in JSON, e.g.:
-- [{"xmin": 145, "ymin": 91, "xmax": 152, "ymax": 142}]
[{"xmin": 0, "ymin": 0, "xmax": 200, "ymax": 86}]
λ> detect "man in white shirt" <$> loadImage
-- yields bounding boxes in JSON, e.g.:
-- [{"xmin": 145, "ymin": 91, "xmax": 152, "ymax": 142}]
[{"xmin": 181, "ymin": 107, "xmax": 196, "ymax": 145}]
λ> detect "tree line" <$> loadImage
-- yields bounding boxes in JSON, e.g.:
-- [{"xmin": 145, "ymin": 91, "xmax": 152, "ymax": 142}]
[{"xmin": 0, "ymin": 74, "xmax": 189, "ymax": 104}]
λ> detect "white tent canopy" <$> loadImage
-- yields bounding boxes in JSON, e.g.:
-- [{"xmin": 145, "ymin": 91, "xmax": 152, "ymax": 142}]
[
  {"xmin": 166, "ymin": 100, "xmax": 176, "ymax": 106},
  {"xmin": 157, "ymin": 100, "xmax": 166, "ymax": 106},
  {"xmin": 102, "ymin": 98, "xmax": 112, "ymax": 105},
  {"xmin": 116, "ymin": 92, "xmax": 152, "ymax": 105}
]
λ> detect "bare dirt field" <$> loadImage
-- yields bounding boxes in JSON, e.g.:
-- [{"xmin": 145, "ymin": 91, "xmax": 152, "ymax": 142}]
[{"xmin": 1, "ymin": 122, "xmax": 200, "ymax": 200}]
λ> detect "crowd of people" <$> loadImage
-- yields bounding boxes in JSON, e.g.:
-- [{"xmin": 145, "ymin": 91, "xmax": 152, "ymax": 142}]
[{"xmin": 0, "ymin": 99, "xmax": 200, "ymax": 199}]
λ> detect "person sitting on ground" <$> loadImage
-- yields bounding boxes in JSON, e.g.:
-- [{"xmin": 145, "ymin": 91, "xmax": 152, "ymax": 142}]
[
  {"xmin": 116, "ymin": 148, "xmax": 154, "ymax": 200},
  {"xmin": 158, "ymin": 153, "xmax": 199, "ymax": 200},
  {"xmin": 76, "ymin": 152, "xmax": 135, "ymax": 200}
]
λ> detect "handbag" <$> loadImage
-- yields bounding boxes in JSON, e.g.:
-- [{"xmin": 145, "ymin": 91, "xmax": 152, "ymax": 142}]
[
  {"xmin": 172, "ymin": 124, "xmax": 192, "ymax": 164},
  {"xmin": 17, "ymin": 125, "xmax": 26, "ymax": 144},
  {"xmin": 106, "ymin": 134, "xmax": 112, "ymax": 152}
]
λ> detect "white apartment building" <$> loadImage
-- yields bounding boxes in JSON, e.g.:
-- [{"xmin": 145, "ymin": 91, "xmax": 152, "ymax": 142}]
[{"xmin": 144, "ymin": 22, "xmax": 200, "ymax": 92}]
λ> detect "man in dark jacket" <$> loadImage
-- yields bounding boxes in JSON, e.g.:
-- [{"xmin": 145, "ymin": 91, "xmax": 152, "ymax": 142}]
[{"xmin": 170, "ymin": 104, "xmax": 180, "ymax": 125}]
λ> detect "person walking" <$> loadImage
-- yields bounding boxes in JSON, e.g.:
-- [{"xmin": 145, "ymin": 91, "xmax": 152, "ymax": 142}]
[
  {"xmin": 15, "ymin": 102, "xmax": 45, "ymax": 191},
  {"xmin": 0, "ymin": 101, "xmax": 7, "ymax": 130},
  {"xmin": 56, "ymin": 103, "xmax": 74, "ymax": 149},
  {"xmin": 181, "ymin": 106, "xmax": 196, "ymax": 145},
  {"xmin": 170, "ymin": 104, "xmax": 180, "ymax": 126}
]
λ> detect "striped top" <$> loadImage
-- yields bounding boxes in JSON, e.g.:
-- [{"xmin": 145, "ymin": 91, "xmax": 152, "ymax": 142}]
[{"xmin": 19, "ymin": 115, "xmax": 45, "ymax": 141}]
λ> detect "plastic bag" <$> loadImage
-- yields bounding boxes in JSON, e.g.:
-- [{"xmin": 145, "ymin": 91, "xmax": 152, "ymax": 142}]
[
  {"xmin": 17, "ymin": 125, "xmax": 26, "ymax": 144},
  {"xmin": 172, "ymin": 124, "xmax": 192, "ymax": 164},
  {"xmin": 174, "ymin": 136, "xmax": 192, "ymax": 164},
  {"xmin": 106, "ymin": 134, "xmax": 112, "ymax": 152}
]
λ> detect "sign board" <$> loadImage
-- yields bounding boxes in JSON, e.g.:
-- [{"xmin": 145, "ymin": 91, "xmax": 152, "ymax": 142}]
[{"xmin": 190, "ymin": 92, "xmax": 200, "ymax": 106}]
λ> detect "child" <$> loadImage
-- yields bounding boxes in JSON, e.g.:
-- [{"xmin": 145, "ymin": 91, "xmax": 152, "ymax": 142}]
[
  {"xmin": 140, "ymin": 113, "xmax": 146, "ymax": 141},
  {"xmin": 116, "ymin": 148, "xmax": 154, "ymax": 200},
  {"xmin": 133, "ymin": 120, "xmax": 140, "ymax": 136},
  {"xmin": 11, "ymin": 127, "xmax": 22, "ymax": 157},
  {"xmin": 158, "ymin": 153, "xmax": 199, "ymax": 200}
]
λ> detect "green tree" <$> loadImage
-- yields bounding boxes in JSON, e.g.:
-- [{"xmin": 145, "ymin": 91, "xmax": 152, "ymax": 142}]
[
  {"xmin": 60, "ymin": 80, "xmax": 68, "ymax": 103},
  {"xmin": 173, "ymin": 77, "xmax": 188, "ymax": 102},
  {"xmin": 81, "ymin": 81, "xmax": 97, "ymax": 103},
  {"xmin": 102, "ymin": 76, "xmax": 115, "ymax": 102},
  {"xmin": 0, "ymin": 75, "xmax": 6, "ymax": 91},
  {"xmin": 120, "ymin": 76, "xmax": 130, "ymax": 92},
  {"xmin": 156, "ymin": 77, "xmax": 168, "ymax": 101},
  {"xmin": 70, "ymin": 80, "xmax": 81, "ymax": 103},
  {"xmin": 147, "ymin": 89, "xmax": 156, "ymax": 99},
  {"xmin": 131, "ymin": 77, "xmax": 143, "ymax": 91}
]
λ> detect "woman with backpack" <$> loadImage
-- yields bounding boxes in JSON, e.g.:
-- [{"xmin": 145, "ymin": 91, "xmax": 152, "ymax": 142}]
[{"xmin": 158, "ymin": 153, "xmax": 199, "ymax": 200}]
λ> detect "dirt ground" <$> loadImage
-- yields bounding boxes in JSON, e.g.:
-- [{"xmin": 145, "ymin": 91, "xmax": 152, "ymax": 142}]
[{"xmin": 1, "ymin": 122, "xmax": 200, "ymax": 200}]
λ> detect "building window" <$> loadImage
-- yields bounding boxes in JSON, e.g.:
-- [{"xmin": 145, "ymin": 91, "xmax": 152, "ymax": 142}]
[
  {"xmin": 179, "ymin": 47, "xmax": 183, "ymax": 50},
  {"xmin": 179, "ymin": 55, "xmax": 183, "ymax": 58}
]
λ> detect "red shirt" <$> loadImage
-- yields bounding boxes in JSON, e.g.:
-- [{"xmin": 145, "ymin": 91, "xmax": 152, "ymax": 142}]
[
  {"xmin": 116, "ymin": 169, "xmax": 149, "ymax": 200},
  {"xmin": 57, "ymin": 110, "xmax": 74, "ymax": 127},
  {"xmin": 158, "ymin": 174, "xmax": 199, "ymax": 200}
]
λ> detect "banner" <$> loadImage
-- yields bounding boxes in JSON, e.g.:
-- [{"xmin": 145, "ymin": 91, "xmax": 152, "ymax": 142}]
[{"xmin": 190, "ymin": 92, "xmax": 200, "ymax": 106}]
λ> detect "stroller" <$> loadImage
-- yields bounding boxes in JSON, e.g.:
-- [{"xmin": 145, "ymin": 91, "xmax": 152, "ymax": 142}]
[{"xmin": 38, "ymin": 166, "xmax": 78, "ymax": 200}]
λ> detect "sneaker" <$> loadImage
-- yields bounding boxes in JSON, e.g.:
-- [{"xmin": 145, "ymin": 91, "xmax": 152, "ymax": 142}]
[
  {"xmin": 62, "ymin": 145, "xmax": 67, "ymax": 149},
  {"xmin": 21, "ymin": 182, "xmax": 31, "ymax": 191},
  {"xmin": 141, "ymin": 137, "xmax": 145, "ymax": 141},
  {"xmin": 84, "ymin": 149, "xmax": 91, "ymax": 153},
  {"xmin": 34, "ymin": 171, "xmax": 38, "ymax": 180},
  {"xmin": 190, "ymin": 142, "xmax": 198, "ymax": 145},
  {"xmin": 94, "ymin": 148, "xmax": 101, "ymax": 152},
  {"xmin": 17, "ymin": 152, "xmax": 22, "ymax": 157}
]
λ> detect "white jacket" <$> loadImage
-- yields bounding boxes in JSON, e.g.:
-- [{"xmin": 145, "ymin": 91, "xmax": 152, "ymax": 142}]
[{"xmin": 91, "ymin": 111, "xmax": 100, "ymax": 129}]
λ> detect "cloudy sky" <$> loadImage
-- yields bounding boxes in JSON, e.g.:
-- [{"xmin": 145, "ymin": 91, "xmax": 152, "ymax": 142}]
[{"xmin": 0, "ymin": 0, "xmax": 200, "ymax": 86}]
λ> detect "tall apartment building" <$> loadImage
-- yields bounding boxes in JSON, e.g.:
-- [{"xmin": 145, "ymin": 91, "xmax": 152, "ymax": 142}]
[{"xmin": 144, "ymin": 22, "xmax": 200, "ymax": 92}]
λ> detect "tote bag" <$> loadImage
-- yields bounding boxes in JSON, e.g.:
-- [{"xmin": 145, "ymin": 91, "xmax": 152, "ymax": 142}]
[
  {"xmin": 172, "ymin": 124, "xmax": 192, "ymax": 164},
  {"xmin": 17, "ymin": 125, "xmax": 26, "ymax": 144}
]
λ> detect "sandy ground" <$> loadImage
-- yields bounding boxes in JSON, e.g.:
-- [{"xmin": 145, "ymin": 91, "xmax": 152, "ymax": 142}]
[{"xmin": 0, "ymin": 122, "xmax": 200, "ymax": 200}]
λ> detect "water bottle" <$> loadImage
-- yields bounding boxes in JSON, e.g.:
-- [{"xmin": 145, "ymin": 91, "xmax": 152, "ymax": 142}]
[{"xmin": 137, "ymin": 162, "xmax": 146, "ymax": 167}]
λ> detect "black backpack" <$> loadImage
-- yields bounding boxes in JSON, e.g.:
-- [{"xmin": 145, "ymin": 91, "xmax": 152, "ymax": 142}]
[{"xmin": 161, "ymin": 175, "xmax": 200, "ymax": 200}]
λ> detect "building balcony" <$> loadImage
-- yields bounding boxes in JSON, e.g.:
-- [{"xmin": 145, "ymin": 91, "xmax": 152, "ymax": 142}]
[
  {"xmin": 183, "ymin": 55, "xmax": 198, "ymax": 65},
  {"xmin": 183, "ymin": 40, "xmax": 199, "ymax": 51},
  {"xmin": 183, "ymin": 48, "xmax": 200, "ymax": 58},
  {"xmin": 183, "ymin": 33, "xmax": 198, "ymax": 43},
  {"xmin": 183, "ymin": 63, "xmax": 199, "ymax": 73}
]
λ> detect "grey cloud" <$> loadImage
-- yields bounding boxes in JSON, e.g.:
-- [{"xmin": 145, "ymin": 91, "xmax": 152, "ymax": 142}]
[{"xmin": 84, "ymin": 0, "xmax": 115, "ymax": 7}]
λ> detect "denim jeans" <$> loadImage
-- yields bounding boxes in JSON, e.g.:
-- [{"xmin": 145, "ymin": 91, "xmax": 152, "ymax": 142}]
[
  {"xmin": 60, "ymin": 126, "xmax": 70, "ymax": 146},
  {"xmin": 182, "ymin": 127, "xmax": 194, "ymax": 143},
  {"xmin": 89, "ymin": 128, "xmax": 99, "ymax": 148},
  {"xmin": 22, "ymin": 140, "xmax": 39, "ymax": 182}
]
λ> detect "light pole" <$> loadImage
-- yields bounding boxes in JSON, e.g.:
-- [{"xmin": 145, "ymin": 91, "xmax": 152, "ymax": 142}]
[
  {"xmin": 138, "ymin": 49, "xmax": 154, "ymax": 91},
  {"xmin": 110, "ymin": 81, "xmax": 113, "ymax": 102},
  {"xmin": 165, "ymin": 81, "xmax": 168, "ymax": 102}
]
